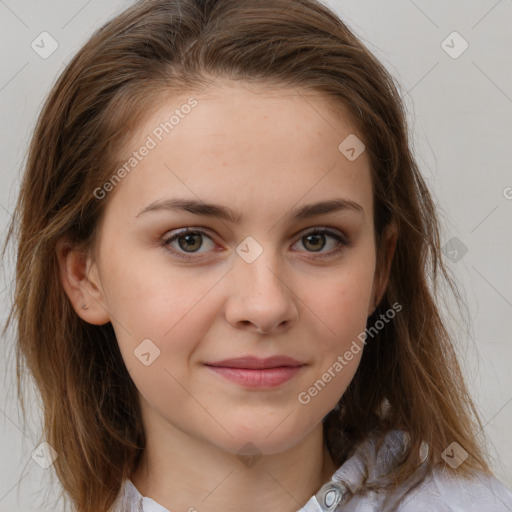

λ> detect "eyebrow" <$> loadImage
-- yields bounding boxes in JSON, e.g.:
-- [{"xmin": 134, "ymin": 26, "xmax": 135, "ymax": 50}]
[{"xmin": 136, "ymin": 197, "xmax": 364, "ymax": 222}]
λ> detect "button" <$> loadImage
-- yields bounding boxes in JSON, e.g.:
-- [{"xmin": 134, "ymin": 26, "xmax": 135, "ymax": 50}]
[
  {"xmin": 419, "ymin": 441, "xmax": 429, "ymax": 463},
  {"xmin": 316, "ymin": 481, "xmax": 349, "ymax": 511}
]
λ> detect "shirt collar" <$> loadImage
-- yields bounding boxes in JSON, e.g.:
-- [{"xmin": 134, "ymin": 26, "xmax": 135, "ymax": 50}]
[{"xmin": 119, "ymin": 429, "xmax": 413, "ymax": 512}]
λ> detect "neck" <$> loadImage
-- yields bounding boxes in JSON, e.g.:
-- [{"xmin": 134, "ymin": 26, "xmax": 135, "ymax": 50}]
[{"xmin": 130, "ymin": 406, "xmax": 338, "ymax": 512}]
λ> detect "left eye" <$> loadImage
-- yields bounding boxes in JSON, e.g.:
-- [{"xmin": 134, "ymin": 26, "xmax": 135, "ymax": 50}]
[
  {"xmin": 294, "ymin": 229, "xmax": 348, "ymax": 257},
  {"xmin": 162, "ymin": 227, "xmax": 349, "ymax": 260}
]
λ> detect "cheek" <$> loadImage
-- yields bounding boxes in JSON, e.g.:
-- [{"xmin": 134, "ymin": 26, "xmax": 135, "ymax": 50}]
[
  {"xmin": 100, "ymin": 235, "xmax": 211, "ymax": 331},
  {"xmin": 299, "ymin": 256, "xmax": 375, "ymax": 403},
  {"xmin": 295, "ymin": 274, "xmax": 371, "ymax": 416},
  {"xmin": 105, "ymin": 259, "xmax": 224, "ymax": 383},
  {"xmin": 309, "ymin": 261, "xmax": 375, "ymax": 344}
]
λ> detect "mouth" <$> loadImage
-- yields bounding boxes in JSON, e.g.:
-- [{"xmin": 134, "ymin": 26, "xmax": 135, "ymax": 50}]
[{"xmin": 204, "ymin": 355, "xmax": 306, "ymax": 388}]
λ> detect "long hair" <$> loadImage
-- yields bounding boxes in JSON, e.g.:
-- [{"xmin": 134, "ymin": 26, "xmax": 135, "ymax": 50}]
[{"xmin": 2, "ymin": 0, "xmax": 492, "ymax": 510}]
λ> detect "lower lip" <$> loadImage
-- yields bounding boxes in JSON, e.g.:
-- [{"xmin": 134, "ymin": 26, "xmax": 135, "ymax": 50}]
[{"xmin": 204, "ymin": 365, "xmax": 304, "ymax": 388}]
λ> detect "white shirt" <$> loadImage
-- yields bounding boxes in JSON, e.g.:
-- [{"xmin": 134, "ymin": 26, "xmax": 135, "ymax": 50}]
[{"xmin": 111, "ymin": 430, "xmax": 512, "ymax": 511}]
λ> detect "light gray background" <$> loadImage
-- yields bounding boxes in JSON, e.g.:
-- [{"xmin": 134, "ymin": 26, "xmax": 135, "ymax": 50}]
[{"xmin": 1, "ymin": 1, "xmax": 511, "ymax": 510}]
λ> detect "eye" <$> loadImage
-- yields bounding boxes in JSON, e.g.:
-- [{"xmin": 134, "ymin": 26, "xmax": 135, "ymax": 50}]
[
  {"xmin": 291, "ymin": 228, "xmax": 350, "ymax": 260},
  {"xmin": 162, "ymin": 227, "xmax": 216, "ymax": 259},
  {"xmin": 161, "ymin": 227, "xmax": 350, "ymax": 261}
]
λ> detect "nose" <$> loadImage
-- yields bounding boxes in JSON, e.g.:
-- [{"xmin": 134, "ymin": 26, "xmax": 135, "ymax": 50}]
[{"xmin": 224, "ymin": 250, "xmax": 299, "ymax": 335}]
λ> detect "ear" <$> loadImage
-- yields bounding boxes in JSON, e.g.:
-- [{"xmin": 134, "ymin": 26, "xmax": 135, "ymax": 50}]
[
  {"xmin": 368, "ymin": 222, "xmax": 398, "ymax": 316},
  {"xmin": 55, "ymin": 238, "xmax": 111, "ymax": 325}
]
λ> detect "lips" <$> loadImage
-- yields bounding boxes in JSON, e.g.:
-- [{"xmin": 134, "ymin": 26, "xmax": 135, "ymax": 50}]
[{"xmin": 204, "ymin": 355, "xmax": 304, "ymax": 369}]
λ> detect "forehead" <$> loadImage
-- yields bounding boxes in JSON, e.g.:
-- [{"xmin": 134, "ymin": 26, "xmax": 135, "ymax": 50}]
[
  {"xmin": 123, "ymin": 78, "xmax": 364, "ymax": 157},
  {"xmin": 102, "ymin": 80, "xmax": 373, "ymax": 226}
]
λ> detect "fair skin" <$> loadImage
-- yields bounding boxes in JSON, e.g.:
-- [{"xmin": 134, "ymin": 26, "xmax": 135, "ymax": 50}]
[{"xmin": 57, "ymin": 79, "xmax": 397, "ymax": 512}]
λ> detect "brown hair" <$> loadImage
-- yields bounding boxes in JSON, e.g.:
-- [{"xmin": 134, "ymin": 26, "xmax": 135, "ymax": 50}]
[{"xmin": 2, "ymin": 0, "xmax": 493, "ymax": 510}]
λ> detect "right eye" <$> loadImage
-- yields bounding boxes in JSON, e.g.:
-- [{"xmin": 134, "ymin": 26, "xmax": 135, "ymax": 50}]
[{"xmin": 161, "ymin": 227, "xmax": 217, "ymax": 260}]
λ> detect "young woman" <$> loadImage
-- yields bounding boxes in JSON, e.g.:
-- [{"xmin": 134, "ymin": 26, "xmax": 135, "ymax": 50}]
[{"xmin": 3, "ymin": 0, "xmax": 512, "ymax": 511}]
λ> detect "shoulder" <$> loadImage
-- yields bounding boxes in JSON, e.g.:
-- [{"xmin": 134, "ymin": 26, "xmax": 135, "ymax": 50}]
[
  {"xmin": 393, "ymin": 467, "xmax": 512, "ymax": 512},
  {"xmin": 323, "ymin": 429, "xmax": 512, "ymax": 512}
]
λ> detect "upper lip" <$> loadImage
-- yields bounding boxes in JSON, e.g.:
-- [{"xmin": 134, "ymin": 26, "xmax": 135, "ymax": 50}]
[{"xmin": 205, "ymin": 355, "xmax": 305, "ymax": 369}]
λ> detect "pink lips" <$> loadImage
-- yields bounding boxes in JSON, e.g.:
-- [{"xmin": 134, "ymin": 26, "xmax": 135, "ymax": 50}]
[{"xmin": 204, "ymin": 355, "xmax": 305, "ymax": 388}]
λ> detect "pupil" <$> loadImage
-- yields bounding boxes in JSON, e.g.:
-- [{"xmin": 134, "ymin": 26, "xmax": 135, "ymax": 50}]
[
  {"xmin": 179, "ymin": 233, "xmax": 202, "ymax": 252},
  {"xmin": 305, "ymin": 234, "xmax": 325, "ymax": 252}
]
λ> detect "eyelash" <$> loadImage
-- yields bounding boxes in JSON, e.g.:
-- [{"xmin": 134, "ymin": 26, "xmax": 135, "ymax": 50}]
[{"xmin": 161, "ymin": 226, "xmax": 350, "ymax": 261}]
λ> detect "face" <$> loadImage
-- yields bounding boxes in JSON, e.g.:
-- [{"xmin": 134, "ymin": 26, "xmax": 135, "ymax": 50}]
[{"xmin": 63, "ymin": 80, "xmax": 394, "ymax": 457}]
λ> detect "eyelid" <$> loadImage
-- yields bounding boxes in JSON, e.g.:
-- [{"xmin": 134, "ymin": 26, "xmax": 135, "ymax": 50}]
[
  {"xmin": 163, "ymin": 225, "xmax": 348, "ymax": 241},
  {"xmin": 296, "ymin": 225, "xmax": 348, "ymax": 241}
]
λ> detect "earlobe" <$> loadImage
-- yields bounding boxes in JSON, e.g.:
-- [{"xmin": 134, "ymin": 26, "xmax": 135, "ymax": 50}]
[{"xmin": 55, "ymin": 238, "xmax": 111, "ymax": 325}]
